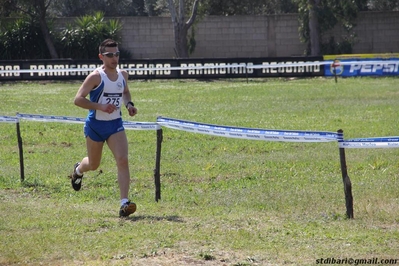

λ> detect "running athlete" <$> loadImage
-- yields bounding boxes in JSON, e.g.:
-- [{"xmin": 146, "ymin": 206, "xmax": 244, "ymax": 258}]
[{"xmin": 70, "ymin": 39, "xmax": 138, "ymax": 217}]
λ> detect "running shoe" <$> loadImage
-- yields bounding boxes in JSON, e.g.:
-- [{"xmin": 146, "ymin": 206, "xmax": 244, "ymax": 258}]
[
  {"xmin": 70, "ymin": 162, "xmax": 83, "ymax": 191},
  {"xmin": 119, "ymin": 201, "xmax": 137, "ymax": 217}
]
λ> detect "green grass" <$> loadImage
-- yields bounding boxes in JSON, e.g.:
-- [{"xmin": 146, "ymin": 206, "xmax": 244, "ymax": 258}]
[{"xmin": 1, "ymin": 77, "xmax": 399, "ymax": 265}]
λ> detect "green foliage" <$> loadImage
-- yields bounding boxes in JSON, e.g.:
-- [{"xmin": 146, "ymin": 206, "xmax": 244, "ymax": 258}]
[
  {"xmin": 296, "ymin": 0, "xmax": 362, "ymax": 55},
  {"xmin": 0, "ymin": 11, "xmax": 123, "ymax": 60},
  {"xmin": 321, "ymin": 35, "xmax": 356, "ymax": 54},
  {"xmin": 56, "ymin": 12, "xmax": 124, "ymax": 59},
  {"xmin": 202, "ymin": 0, "xmax": 298, "ymax": 15},
  {"xmin": 49, "ymin": 0, "xmax": 158, "ymax": 16},
  {"xmin": 187, "ymin": 24, "xmax": 196, "ymax": 55},
  {"xmin": 0, "ymin": 17, "xmax": 50, "ymax": 59},
  {"xmin": 368, "ymin": 0, "xmax": 399, "ymax": 11}
]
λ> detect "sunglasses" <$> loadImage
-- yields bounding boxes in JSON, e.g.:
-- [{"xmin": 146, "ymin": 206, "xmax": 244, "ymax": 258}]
[{"xmin": 102, "ymin": 51, "xmax": 120, "ymax": 58}]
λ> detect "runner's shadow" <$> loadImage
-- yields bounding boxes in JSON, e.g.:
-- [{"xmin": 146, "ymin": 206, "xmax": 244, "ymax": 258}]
[{"xmin": 126, "ymin": 215, "xmax": 184, "ymax": 223}]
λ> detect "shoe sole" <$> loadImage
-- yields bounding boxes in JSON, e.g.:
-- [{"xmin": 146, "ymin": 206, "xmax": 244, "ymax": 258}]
[
  {"xmin": 72, "ymin": 176, "xmax": 82, "ymax": 191},
  {"xmin": 120, "ymin": 203, "xmax": 137, "ymax": 217},
  {"xmin": 71, "ymin": 162, "xmax": 82, "ymax": 191}
]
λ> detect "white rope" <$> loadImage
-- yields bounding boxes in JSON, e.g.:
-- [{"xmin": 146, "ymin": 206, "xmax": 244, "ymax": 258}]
[
  {"xmin": 9, "ymin": 113, "xmax": 161, "ymax": 130},
  {"xmin": 1, "ymin": 60, "xmax": 398, "ymax": 74}
]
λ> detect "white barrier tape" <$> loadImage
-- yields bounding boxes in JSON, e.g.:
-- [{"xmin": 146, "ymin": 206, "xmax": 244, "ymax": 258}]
[
  {"xmin": 2, "ymin": 60, "xmax": 398, "ymax": 74},
  {"xmin": 6, "ymin": 114, "xmax": 399, "ymax": 147},
  {"xmin": 122, "ymin": 121, "xmax": 161, "ymax": 130},
  {"xmin": 157, "ymin": 116, "xmax": 338, "ymax": 142},
  {"xmin": 339, "ymin": 137, "xmax": 399, "ymax": 149},
  {"xmin": 0, "ymin": 64, "xmax": 252, "ymax": 74},
  {"xmin": 17, "ymin": 113, "xmax": 85, "ymax": 124},
  {"xmin": 0, "ymin": 64, "xmax": 249, "ymax": 74},
  {"xmin": 15, "ymin": 113, "xmax": 160, "ymax": 130},
  {"xmin": 0, "ymin": 63, "xmax": 293, "ymax": 74},
  {"xmin": 0, "ymin": 116, "xmax": 18, "ymax": 123},
  {"xmin": 248, "ymin": 61, "xmax": 327, "ymax": 70}
]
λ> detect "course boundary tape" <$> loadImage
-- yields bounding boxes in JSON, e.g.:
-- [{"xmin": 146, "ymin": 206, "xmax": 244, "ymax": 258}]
[
  {"xmin": 12, "ymin": 113, "xmax": 161, "ymax": 130},
  {"xmin": 2, "ymin": 114, "xmax": 399, "ymax": 147},
  {"xmin": 157, "ymin": 116, "xmax": 338, "ymax": 142},
  {"xmin": 338, "ymin": 136, "xmax": 399, "ymax": 148}
]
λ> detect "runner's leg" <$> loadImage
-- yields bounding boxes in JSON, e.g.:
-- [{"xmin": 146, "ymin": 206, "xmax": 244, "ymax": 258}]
[
  {"xmin": 78, "ymin": 136, "xmax": 104, "ymax": 173},
  {"xmin": 106, "ymin": 131, "xmax": 130, "ymax": 199}
]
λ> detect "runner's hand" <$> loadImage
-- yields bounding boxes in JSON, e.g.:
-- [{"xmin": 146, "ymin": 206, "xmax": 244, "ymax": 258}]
[
  {"xmin": 127, "ymin": 106, "xmax": 137, "ymax": 117},
  {"xmin": 101, "ymin": 104, "xmax": 118, "ymax": 114}
]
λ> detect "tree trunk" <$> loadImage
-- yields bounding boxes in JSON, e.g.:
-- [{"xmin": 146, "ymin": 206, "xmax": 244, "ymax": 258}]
[
  {"xmin": 167, "ymin": 0, "xmax": 200, "ymax": 58},
  {"xmin": 308, "ymin": 0, "xmax": 320, "ymax": 56},
  {"xmin": 36, "ymin": 0, "xmax": 59, "ymax": 59},
  {"xmin": 39, "ymin": 16, "xmax": 59, "ymax": 59},
  {"xmin": 174, "ymin": 24, "xmax": 189, "ymax": 58}
]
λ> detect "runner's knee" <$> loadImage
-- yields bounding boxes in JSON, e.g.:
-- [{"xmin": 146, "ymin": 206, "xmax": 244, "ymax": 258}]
[
  {"xmin": 88, "ymin": 161, "xmax": 101, "ymax": 171},
  {"xmin": 115, "ymin": 156, "xmax": 129, "ymax": 168}
]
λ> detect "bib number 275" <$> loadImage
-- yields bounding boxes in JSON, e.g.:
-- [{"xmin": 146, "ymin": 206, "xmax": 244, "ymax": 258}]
[{"xmin": 105, "ymin": 97, "xmax": 120, "ymax": 107}]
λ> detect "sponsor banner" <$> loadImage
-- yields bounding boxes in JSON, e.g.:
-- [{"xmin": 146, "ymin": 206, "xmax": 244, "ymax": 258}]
[
  {"xmin": 0, "ymin": 57, "xmax": 324, "ymax": 81},
  {"xmin": 324, "ymin": 54, "xmax": 399, "ymax": 77}
]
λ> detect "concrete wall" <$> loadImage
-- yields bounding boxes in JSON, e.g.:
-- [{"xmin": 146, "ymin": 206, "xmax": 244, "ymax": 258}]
[
  {"xmin": 55, "ymin": 11, "xmax": 399, "ymax": 59},
  {"xmin": 118, "ymin": 16, "xmax": 175, "ymax": 59},
  {"xmin": 327, "ymin": 12, "xmax": 399, "ymax": 54},
  {"xmin": 116, "ymin": 15, "xmax": 307, "ymax": 58}
]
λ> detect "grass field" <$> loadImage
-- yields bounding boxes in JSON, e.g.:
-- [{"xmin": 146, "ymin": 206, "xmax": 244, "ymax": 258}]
[{"xmin": 1, "ymin": 77, "xmax": 399, "ymax": 265}]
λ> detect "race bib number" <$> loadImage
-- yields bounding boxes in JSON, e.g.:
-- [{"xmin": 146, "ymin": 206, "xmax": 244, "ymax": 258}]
[{"xmin": 102, "ymin": 92, "xmax": 122, "ymax": 107}]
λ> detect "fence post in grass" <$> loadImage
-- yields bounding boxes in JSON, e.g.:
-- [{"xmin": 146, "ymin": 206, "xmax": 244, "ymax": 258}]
[
  {"xmin": 332, "ymin": 59, "xmax": 339, "ymax": 84},
  {"xmin": 154, "ymin": 128, "xmax": 163, "ymax": 202},
  {"xmin": 16, "ymin": 118, "xmax": 25, "ymax": 182},
  {"xmin": 337, "ymin": 129, "xmax": 354, "ymax": 219}
]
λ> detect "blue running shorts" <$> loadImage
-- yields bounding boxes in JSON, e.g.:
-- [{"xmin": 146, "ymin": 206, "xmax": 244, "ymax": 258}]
[{"xmin": 84, "ymin": 118, "xmax": 125, "ymax": 142}]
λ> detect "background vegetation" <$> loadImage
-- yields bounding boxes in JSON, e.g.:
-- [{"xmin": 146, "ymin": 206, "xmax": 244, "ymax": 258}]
[
  {"xmin": 0, "ymin": 12, "xmax": 125, "ymax": 60},
  {"xmin": 1, "ymin": 77, "xmax": 399, "ymax": 265},
  {"xmin": 0, "ymin": 0, "xmax": 398, "ymax": 59}
]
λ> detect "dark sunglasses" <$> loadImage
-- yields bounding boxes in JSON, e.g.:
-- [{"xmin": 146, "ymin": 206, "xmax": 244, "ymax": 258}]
[{"xmin": 102, "ymin": 51, "xmax": 120, "ymax": 58}]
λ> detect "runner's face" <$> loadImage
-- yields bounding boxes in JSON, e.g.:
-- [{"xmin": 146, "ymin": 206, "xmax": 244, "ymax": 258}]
[{"xmin": 100, "ymin": 47, "xmax": 120, "ymax": 69}]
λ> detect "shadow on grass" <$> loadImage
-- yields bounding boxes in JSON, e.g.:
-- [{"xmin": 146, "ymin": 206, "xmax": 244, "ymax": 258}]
[{"xmin": 127, "ymin": 215, "xmax": 184, "ymax": 223}]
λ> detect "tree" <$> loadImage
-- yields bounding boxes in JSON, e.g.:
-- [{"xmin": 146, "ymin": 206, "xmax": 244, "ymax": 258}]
[
  {"xmin": 367, "ymin": 0, "xmax": 399, "ymax": 10},
  {"xmin": 0, "ymin": 0, "xmax": 17, "ymax": 17},
  {"xmin": 296, "ymin": 0, "xmax": 366, "ymax": 55},
  {"xmin": 308, "ymin": 0, "xmax": 320, "ymax": 56},
  {"xmin": 6, "ymin": 0, "xmax": 59, "ymax": 58},
  {"xmin": 166, "ymin": 0, "xmax": 200, "ymax": 58},
  {"xmin": 32, "ymin": 0, "xmax": 59, "ymax": 58}
]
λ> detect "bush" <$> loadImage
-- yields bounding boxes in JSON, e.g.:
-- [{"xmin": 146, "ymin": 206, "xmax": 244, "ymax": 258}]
[
  {"xmin": 56, "ymin": 12, "xmax": 125, "ymax": 59},
  {"xmin": 0, "ymin": 12, "xmax": 125, "ymax": 60},
  {"xmin": 321, "ymin": 35, "xmax": 355, "ymax": 55},
  {"xmin": 0, "ymin": 17, "xmax": 50, "ymax": 60}
]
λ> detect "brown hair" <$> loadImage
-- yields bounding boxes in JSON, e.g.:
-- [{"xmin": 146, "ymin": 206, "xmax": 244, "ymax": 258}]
[{"xmin": 99, "ymin": 39, "xmax": 118, "ymax": 54}]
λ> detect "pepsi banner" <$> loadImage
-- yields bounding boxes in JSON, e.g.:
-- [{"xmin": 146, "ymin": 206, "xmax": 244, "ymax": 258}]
[{"xmin": 324, "ymin": 54, "xmax": 399, "ymax": 77}]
